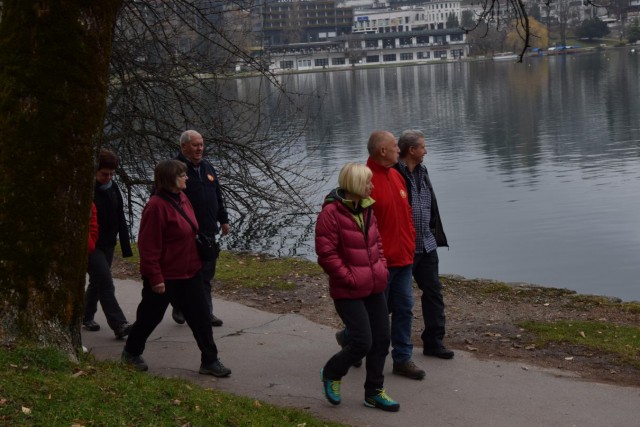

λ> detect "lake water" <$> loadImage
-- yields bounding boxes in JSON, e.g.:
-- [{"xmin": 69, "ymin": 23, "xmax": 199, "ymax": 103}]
[{"xmin": 229, "ymin": 48, "xmax": 640, "ymax": 302}]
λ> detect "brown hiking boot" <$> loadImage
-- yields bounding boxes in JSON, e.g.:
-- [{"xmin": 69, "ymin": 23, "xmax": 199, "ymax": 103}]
[{"xmin": 392, "ymin": 360, "xmax": 426, "ymax": 380}]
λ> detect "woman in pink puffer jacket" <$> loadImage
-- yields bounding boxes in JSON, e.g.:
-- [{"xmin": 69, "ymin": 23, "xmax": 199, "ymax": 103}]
[{"xmin": 315, "ymin": 162, "xmax": 400, "ymax": 413}]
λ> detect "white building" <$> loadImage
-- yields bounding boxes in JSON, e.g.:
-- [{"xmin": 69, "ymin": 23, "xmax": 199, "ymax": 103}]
[
  {"xmin": 352, "ymin": 2, "xmax": 461, "ymax": 34},
  {"xmin": 265, "ymin": 28, "xmax": 469, "ymax": 72}
]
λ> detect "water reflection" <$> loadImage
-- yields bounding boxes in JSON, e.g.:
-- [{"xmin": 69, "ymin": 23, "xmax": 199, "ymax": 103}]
[{"xmin": 224, "ymin": 49, "xmax": 640, "ymax": 301}]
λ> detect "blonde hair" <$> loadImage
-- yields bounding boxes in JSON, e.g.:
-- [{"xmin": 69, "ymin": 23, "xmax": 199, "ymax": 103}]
[{"xmin": 338, "ymin": 163, "xmax": 372, "ymax": 197}]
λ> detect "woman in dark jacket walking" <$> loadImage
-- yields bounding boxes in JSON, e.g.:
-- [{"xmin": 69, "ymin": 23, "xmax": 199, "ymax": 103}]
[
  {"xmin": 83, "ymin": 149, "xmax": 133, "ymax": 339},
  {"xmin": 315, "ymin": 162, "xmax": 399, "ymax": 412}
]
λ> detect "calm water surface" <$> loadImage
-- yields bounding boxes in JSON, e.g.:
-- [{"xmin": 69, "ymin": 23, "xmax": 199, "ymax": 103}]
[{"xmin": 232, "ymin": 49, "xmax": 640, "ymax": 301}]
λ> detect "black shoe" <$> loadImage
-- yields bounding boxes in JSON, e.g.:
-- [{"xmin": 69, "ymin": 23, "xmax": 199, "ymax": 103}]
[
  {"xmin": 172, "ymin": 307, "xmax": 185, "ymax": 324},
  {"xmin": 335, "ymin": 330, "xmax": 362, "ymax": 368},
  {"xmin": 423, "ymin": 346, "xmax": 455, "ymax": 360},
  {"xmin": 210, "ymin": 314, "xmax": 223, "ymax": 327},
  {"xmin": 83, "ymin": 320, "xmax": 100, "ymax": 332},
  {"xmin": 199, "ymin": 359, "xmax": 231, "ymax": 377},
  {"xmin": 121, "ymin": 350, "xmax": 148, "ymax": 371},
  {"xmin": 115, "ymin": 323, "xmax": 132, "ymax": 340}
]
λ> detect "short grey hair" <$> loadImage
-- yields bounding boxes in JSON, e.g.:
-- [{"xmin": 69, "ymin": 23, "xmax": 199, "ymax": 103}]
[
  {"xmin": 398, "ymin": 129, "xmax": 424, "ymax": 157},
  {"xmin": 179, "ymin": 130, "xmax": 201, "ymax": 146}
]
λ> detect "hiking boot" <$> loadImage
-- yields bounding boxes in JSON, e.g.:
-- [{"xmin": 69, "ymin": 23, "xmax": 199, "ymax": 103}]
[
  {"xmin": 364, "ymin": 389, "xmax": 400, "ymax": 412},
  {"xmin": 423, "ymin": 346, "xmax": 455, "ymax": 360},
  {"xmin": 83, "ymin": 320, "xmax": 100, "ymax": 331},
  {"xmin": 320, "ymin": 368, "xmax": 341, "ymax": 405},
  {"xmin": 121, "ymin": 350, "xmax": 148, "ymax": 372},
  {"xmin": 210, "ymin": 314, "xmax": 223, "ymax": 327},
  {"xmin": 172, "ymin": 307, "xmax": 185, "ymax": 324},
  {"xmin": 335, "ymin": 330, "xmax": 362, "ymax": 368},
  {"xmin": 199, "ymin": 359, "xmax": 231, "ymax": 377},
  {"xmin": 392, "ymin": 360, "xmax": 426, "ymax": 380},
  {"xmin": 114, "ymin": 323, "xmax": 132, "ymax": 340}
]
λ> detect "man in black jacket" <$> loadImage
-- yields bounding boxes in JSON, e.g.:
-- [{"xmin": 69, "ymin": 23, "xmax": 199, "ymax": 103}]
[
  {"xmin": 394, "ymin": 129, "xmax": 454, "ymax": 359},
  {"xmin": 172, "ymin": 130, "xmax": 230, "ymax": 327}
]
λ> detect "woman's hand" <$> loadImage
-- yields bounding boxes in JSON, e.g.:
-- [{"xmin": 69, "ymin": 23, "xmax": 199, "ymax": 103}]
[{"xmin": 152, "ymin": 282, "xmax": 166, "ymax": 294}]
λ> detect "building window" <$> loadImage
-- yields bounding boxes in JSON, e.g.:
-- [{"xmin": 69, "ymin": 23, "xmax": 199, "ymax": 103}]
[
  {"xmin": 400, "ymin": 52, "xmax": 414, "ymax": 61},
  {"xmin": 280, "ymin": 60, "xmax": 294, "ymax": 69},
  {"xmin": 383, "ymin": 54, "xmax": 397, "ymax": 62},
  {"xmin": 417, "ymin": 51, "xmax": 431, "ymax": 59},
  {"xmin": 297, "ymin": 59, "xmax": 312, "ymax": 68},
  {"xmin": 452, "ymin": 49, "xmax": 464, "ymax": 58},
  {"xmin": 315, "ymin": 58, "xmax": 329, "ymax": 67},
  {"xmin": 434, "ymin": 50, "xmax": 447, "ymax": 59},
  {"xmin": 349, "ymin": 58, "xmax": 359, "ymax": 65},
  {"xmin": 451, "ymin": 34, "xmax": 463, "ymax": 42},
  {"xmin": 332, "ymin": 57, "xmax": 346, "ymax": 65},
  {"xmin": 366, "ymin": 55, "xmax": 380, "ymax": 63}
]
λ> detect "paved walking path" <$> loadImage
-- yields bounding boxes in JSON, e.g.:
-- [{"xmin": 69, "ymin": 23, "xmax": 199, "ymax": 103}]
[{"xmin": 82, "ymin": 279, "xmax": 640, "ymax": 427}]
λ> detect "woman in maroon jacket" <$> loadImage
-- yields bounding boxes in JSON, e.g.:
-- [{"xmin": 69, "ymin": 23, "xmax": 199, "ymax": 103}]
[
  {"xmin": 315, "ymin": 162, "xmax": 399, "ymax": 412},
  {"xmin": 121, "ymin": 160, "xmax": 230, "ymax": 377}
]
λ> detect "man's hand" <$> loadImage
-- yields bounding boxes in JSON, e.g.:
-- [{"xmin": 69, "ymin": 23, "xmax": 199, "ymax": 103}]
[{"xmin": 152, "ymin": 282, "xmax": 166, "ymax": 294}]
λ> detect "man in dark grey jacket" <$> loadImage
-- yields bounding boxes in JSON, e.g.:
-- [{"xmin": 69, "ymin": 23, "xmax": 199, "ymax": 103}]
[
  {"xmin": 172, "ymin": 130, "xmax": 230, "ymax": 327},
  {"xmin": 394, "ymin": 129, "xmax": 453, "ymax": 359}
]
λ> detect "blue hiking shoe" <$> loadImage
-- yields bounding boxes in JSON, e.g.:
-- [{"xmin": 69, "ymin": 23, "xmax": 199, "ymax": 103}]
[
  {"xmin": 320, "ymin": 368, "xmax": 341, "ymax": 405},
  {"xmin": 364, "ymin": 389, "xmax": 400, "ymax": 412}
]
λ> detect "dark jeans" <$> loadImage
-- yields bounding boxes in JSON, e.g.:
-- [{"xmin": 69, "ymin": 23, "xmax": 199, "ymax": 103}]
[
  {"xmin": 124, "ymin": 273, "xmax": 219, "ymax": 364},
  {"xmin": 384, "ymin": 265, "xmax": 414, "ymax": 363},
  {"xmin": 201, "ymin": 258, "xmax": 217, "ymax": 315},
  {"xmin": 84, "ymin": 246, "xmax": 127, "ymax": 331},
  {"xmin": 324, "ymin": 292, "xmax": 390, "ymax": 396},
  {"xmin": 413, "ymin": 250, "xmax": 446, "ymax": 349}
]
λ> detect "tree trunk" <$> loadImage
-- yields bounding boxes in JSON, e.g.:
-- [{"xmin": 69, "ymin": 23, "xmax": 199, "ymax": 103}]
[{"xmin": 0, "ymin": 0, "xmax": 123, "ymax": 356}]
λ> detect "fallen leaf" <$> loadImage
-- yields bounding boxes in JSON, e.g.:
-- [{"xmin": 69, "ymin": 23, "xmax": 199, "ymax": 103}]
[
  {"xmin": 172, "ymin": 399, "xmax": 181, "ymax": 405},
  {"xmin": 565, "ymin": 356, "xmax": 574, "ymax": 361},
  {"xmin": 579, "ymin": 331, "xmax": 586, "ymax": 338},
  {"xmin": 22, "ymin": 406, "xmax": 31, "ymax": 414},
  {"xmin": 466, "ymin": 346, "xmax": 478, "ymax": 351},
  {"xmin": 525, "ymin": 344, "xmax": 536, "ymax": 350},
  {"xmin": 71, "ymin": 370, "xmax": 86, "ymax": 378},
  {"xmin": 253, "ymin": 400, "xmax": 262, "ymax": 408}
]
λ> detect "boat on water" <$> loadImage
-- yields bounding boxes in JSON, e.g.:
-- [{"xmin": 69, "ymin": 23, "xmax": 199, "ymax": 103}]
[{"xmin": 492, "ymin": 52, "xmax": 519, "ymax": 61}]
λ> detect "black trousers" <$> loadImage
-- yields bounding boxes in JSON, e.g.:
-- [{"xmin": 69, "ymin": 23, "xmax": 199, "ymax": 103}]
[
  {"xmin": 324, "ymin": 292, "xmax": 390, "ymax": 396},
  {"xmin": 413, "ymin": 250, "xmax": 447, "ymax": 349},
  {"xmin": 124, "ymin": 272, "xmax": 218, "ymax": 364},
  {"xmin": 84, "ymin": 246, "xmax": 127, "ymax": 331}
]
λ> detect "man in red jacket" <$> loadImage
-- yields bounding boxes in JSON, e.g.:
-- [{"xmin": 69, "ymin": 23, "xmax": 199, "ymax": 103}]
[
  {"xmin": 364, "ymin": 130, "xmax": 424, "ymax": 380},
  {"xmin": 337, "ymin": 131, "xmax": 424, "ymax": 379}
]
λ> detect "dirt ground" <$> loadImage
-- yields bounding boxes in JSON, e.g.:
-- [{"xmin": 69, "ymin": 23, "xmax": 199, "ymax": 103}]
[{"xmin": 112, "ymin": 258, "xmax": 640, "ymax": 388}]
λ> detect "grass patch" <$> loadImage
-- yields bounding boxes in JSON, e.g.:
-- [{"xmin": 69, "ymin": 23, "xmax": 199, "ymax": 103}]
[
  {"xmin": 114, "ymin": 241, "xmax": 140, "ymax": 264},
  {"xmin": 216, "ymin": 252, "xmax": 323, "ymax": 290},
  {"xmin": 0, "ymin": 346, "xmax": 343, "ymax": 427},
  {"xmin": 115, "ymin": 245, "xmax": 324, "ymax": 291},
  {"xmin": 518, "ymin": 320, "xmax": 640, "ymax": 367}
]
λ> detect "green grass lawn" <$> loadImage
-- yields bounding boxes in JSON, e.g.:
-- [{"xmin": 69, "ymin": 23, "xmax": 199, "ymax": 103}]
[{"xmin": 0, "ymin": 346, "xmax": 344, "ymax": 426}]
